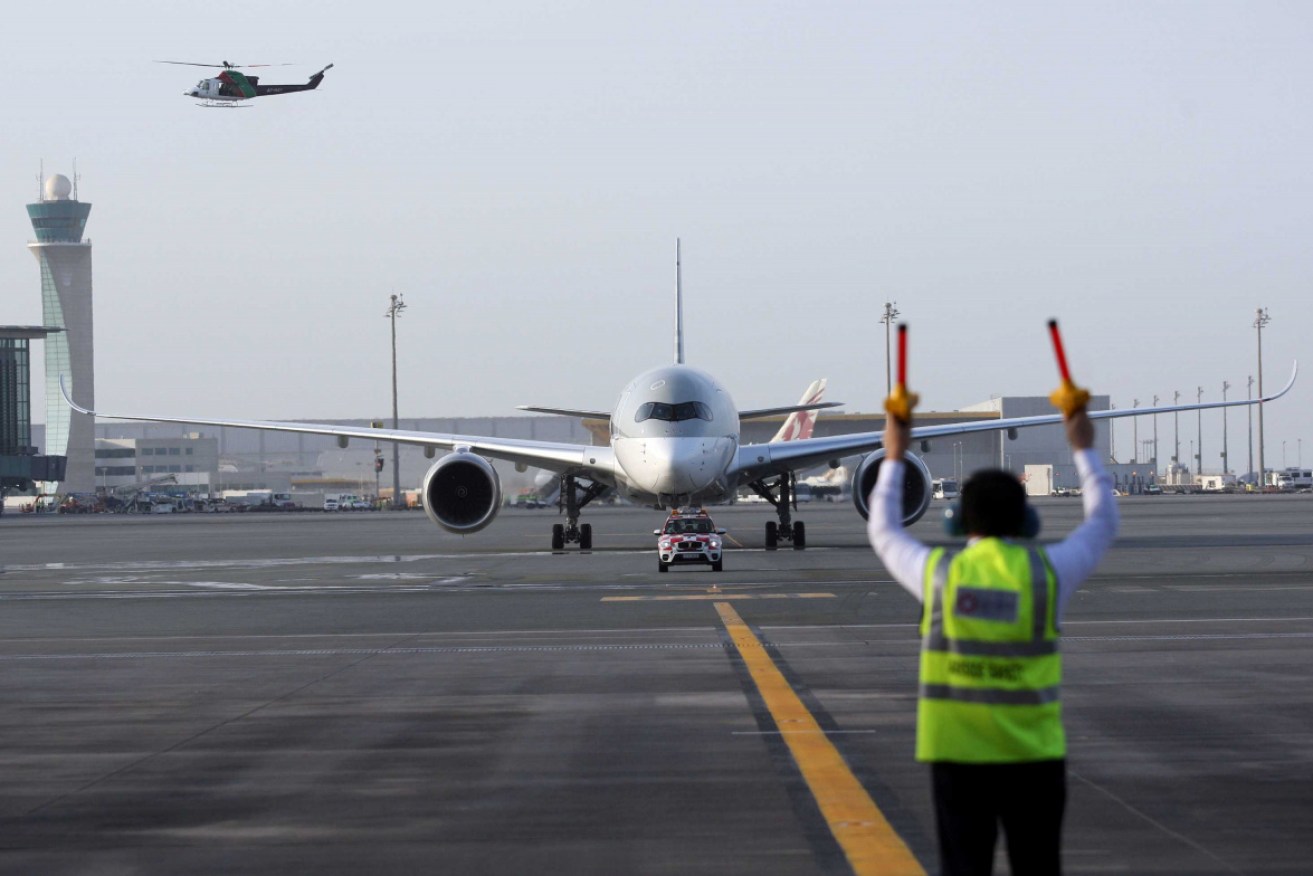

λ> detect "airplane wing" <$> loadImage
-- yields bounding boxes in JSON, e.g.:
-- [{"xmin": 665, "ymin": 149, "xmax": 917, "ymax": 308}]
[
  {"xmin": 731, "ymin": 362, "xmax": 1299, "ymax": 478},
  {"xmin": 516, "ymin": 406, "xmax": 611, "ymax": 420},
  {"xmin": 60, "ymin": 378, "xmax": 614, "ymax": 480}
]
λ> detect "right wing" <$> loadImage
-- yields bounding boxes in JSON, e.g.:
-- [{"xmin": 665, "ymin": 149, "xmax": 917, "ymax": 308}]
[
  {"xmin": 60, "ymin": 377, "xmax": 613, "ymax": 480},
  {"xmin": 731, "ymin": 361, "xmax": 1299, "ymax": 480}
]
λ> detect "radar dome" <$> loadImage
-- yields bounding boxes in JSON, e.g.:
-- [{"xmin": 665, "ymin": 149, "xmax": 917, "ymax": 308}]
[{"xmin": 44, "ymin": 174, "xmax": 73, "ymax": 201}]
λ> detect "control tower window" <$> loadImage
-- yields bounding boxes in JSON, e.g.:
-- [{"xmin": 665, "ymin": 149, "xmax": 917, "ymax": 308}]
[{"xmin": 635, "ymin": 401, "xmax": 713, "ymax": 423}]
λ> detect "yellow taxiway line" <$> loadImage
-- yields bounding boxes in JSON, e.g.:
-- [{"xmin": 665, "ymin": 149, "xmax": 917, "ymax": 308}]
[{"xmin": 715, "ymin": 601, "xmax": 925, "ymax": 875}]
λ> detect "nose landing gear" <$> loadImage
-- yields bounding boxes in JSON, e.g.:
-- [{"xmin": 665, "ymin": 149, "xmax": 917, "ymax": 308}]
[
  {"xmin": 748, "ymin": 473, "xmax": 807, "ymax": 550},
  {"xmin": 551, "ymin": 474, "xmax": 605, "ymax": 551}
]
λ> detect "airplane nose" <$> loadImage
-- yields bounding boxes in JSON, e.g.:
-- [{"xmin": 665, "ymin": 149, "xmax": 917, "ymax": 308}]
[{"xmin": 644, "ymin": 438, "xmax": 722, "ymax": 496}]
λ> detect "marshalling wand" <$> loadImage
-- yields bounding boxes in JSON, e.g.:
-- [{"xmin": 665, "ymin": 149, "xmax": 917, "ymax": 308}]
[
  {"xmin": 1047, "ymin": 318, "xmax": 1091, "ymax": 416},
  {"xmin": 883, "ymin": 323, "xmax": 919, "ymax": 424}
]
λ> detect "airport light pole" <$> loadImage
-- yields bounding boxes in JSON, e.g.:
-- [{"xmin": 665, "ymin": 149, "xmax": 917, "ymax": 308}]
[
  {"xmin": 1173, "ymin": 390, "xmax": 1181, "ymax": 474},
  {"xmin": 1132, "ymin": 399, "xmax": 1139, "ymax": 464},
  {"xmin": 1152, "ymin": 394, "xmax": 1159, "ymax": 476},
  {"xmin": 1255, "ymin": 308, "xmax": 1270, "ymax": 488},
  {"xmin": 880, "ymin": 302, "xmax": 900, "ymax": 396},
  {"xmin": 1221, "ymin": 380, "xmax": 1230, "ymax": 474},
  {"xmin": 1109, "ymin": 402, "xmax": 1116, "ymax": 462},
  {"xmin": 386, "ymin": 293, "xmax": 407, "ymax": 509},
  {"xmin": 1247, "ymin": 375, "xmax": 1255, "ymax": 482}
]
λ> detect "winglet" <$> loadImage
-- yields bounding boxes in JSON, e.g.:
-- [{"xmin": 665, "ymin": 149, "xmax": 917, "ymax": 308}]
[
  {"xmin": 1263, "ymin": 360, "xmax": 1299, "ymax": 403},
  {"xmin": 58, "ymin": 374, "xmax": 94, "ymax": 415}
]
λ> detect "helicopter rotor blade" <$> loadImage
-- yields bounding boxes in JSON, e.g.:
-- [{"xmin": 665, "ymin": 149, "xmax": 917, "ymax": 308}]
[{"xmin": 154, "ymin": 60, "xmax": 295, "ymax": 69}]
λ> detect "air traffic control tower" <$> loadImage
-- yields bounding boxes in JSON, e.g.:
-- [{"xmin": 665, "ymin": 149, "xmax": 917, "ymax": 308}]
[{"xmin": 27, "ymin": 174, "xmax": 94, "ymax": 493}]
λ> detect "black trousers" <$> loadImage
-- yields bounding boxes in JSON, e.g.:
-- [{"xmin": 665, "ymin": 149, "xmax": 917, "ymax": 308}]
[{"xmin": 930, "ymin": 759, "xmax": 1066, "ymax": 876}]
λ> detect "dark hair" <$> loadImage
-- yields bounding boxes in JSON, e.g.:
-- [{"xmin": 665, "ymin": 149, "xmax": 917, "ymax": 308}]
[{"xmin": 960, "ymin": 469, "xmax": 1027, "ymax": 537}]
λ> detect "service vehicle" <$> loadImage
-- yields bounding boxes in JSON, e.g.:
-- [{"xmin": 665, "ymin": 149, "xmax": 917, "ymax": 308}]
[
  {"xmin": 1276, "ymin": 468, "xmax": 1313, "ymax": 491},
  {"xmin": 932, "ymin": 478, "xmax": 960, "ymax": 500},
  {"xmin": 655, "ymin": 508, "xmax": 726, "ymax": 573}
]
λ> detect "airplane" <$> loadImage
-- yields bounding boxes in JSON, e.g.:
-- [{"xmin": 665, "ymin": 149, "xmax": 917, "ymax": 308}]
[{"xmin": 62, "ymin": 257, "xmax": 1298, "ymax": 553}]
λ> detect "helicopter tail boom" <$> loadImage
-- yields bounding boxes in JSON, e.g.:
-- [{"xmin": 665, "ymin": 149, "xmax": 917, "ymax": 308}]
[{"xmin": 250, "ymin": 63, "xmax": 334, "ymax": 97}]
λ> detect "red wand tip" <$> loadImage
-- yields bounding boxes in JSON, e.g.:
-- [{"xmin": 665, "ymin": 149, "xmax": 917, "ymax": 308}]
[
  {"xmin": 896, "ymin": 323, "xmax": 908, "ymax": 386},
  {"xmin": 1048, "ymin": 319, "xmax": 1072, "ymax": 384}
]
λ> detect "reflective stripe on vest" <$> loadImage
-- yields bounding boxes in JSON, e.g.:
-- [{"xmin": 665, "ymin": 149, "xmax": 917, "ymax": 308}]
[{"xmin": 916, "ymin": 540, "xmax": 1065, "ymax": 763}]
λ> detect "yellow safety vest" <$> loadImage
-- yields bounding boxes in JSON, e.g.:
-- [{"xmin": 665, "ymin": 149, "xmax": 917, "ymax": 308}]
[{"xmin": 917, "ymin": 539, "xmax": 1064, "ymax": 763}]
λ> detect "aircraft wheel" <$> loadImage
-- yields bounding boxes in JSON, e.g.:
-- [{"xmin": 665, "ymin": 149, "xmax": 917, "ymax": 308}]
[
  {"xmin": 711, "ymin": 560, "xmax": 723, "ymax": 572},
  {"xmin": 551, "ymin": 523, "xmax": 565, "ymax": 551},
  {"xmin": 658, "ymin": 560, "xmax": 669, "ymax": 573},
  {"xmin": 792, "ymin": 521, "xmax": 806, "ymax": 550},
  {"xmin": 580, "ymin": 523, "xmax": 593, "ymax": 550},
  {"xmin": 765, "ymin": 521, "xmax": 778, "ymax": 550}
]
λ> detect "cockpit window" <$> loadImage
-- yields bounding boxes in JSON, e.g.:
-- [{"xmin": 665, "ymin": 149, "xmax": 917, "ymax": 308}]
[{"xmin": 635, "ymin": 401, "xmax": 713, "ymax": 423}]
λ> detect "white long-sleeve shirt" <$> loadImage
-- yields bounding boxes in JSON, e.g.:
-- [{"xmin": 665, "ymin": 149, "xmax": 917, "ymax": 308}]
[{"xmin": 867, "ymin": 449, "xmax": 1118, "ymax": 622}]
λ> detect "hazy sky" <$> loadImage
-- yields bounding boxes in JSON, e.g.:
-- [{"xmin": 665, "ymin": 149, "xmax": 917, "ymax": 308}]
[{"xmin": 3, "ymin": 1, "xmax": 1310, "ymax": 472}]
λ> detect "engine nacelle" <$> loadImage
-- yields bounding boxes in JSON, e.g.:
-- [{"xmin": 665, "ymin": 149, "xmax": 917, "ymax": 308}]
[
  {"xmin": 852, "ymin": 449, "xmax": 934, "ymax": 526},
  {"xmin": 422, "ymin": 451, "xmax": 502, "ymax": 534}
]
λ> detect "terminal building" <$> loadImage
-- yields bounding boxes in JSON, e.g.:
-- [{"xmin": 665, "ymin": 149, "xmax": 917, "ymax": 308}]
[
  {"xmin": 28, "ymin": 173, "xmax": 95, "ymax": 494},
  {"xmin": 0, "ymin": 327, "xmax": 66, "ymax": 507},
  {"xmin": 94, "ymin": 435, "xmax": 220, "ymax": 495}
]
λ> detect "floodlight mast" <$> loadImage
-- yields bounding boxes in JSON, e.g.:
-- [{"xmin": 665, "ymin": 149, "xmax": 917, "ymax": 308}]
[
  {"xmin": 1173, "ymin": 390, "xmax": 1181, "ymax": 473},
  {"xmin": 1152, "ymin": 394, "xmax": 1159, "ymax": 475},
  {"xmin": 1247, "ymin": 375, "xmax": 1255, "ymax": 482},
  {"xmin": 1221, "ymin": 380, "xmax": 1230, "ymax": 474},
  {"xmin": 386, "ymin": 293, "xmax": 407, "ymax": 509},
  {"xmin": 1255, "ymin": 307, "xmax": 1271, "ymax": 488},
  {"xmin": 880, "ymin": 301, "xmax": 900, "ymax": 396}
]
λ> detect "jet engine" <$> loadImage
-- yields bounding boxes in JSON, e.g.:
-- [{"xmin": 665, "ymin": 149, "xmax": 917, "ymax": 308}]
[
  {"xmin": 851, "ymin": 449, "xmax": 934, "ymax": 526},
  {"xmin": 421, "ymin": 451, "xmax": 502, "ymax": 534}
]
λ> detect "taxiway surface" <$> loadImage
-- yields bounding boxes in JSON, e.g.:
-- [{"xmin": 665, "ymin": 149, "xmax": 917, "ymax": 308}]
[{"xmin": 1, "ymin": 497, "xmax": 1311, "ymax": 874}]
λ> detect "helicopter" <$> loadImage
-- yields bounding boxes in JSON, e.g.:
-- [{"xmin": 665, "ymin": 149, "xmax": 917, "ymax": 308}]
[{"xmin": 156, "ymin": 60, "xmax": 333, "ymax": 107}]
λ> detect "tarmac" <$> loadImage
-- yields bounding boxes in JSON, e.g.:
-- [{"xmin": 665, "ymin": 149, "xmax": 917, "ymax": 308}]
[{"xmin": 1, "ymin": 495, "xmax": 1311, "ymax": 874}]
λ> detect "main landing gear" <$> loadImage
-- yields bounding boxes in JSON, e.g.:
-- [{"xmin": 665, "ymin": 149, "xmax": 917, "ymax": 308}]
[
  {"xmin": 551, "ymin": 474, "xmax": 606, "ymax": 551},
  {"xmin": 747, "ymin": 473, "xmax": 807, "ymax": 551}
]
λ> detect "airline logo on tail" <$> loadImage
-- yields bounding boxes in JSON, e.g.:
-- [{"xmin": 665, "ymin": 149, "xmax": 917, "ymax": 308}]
[{"xmin": 772, "ymin": 379, "xmax": 827, "ymax": 442}]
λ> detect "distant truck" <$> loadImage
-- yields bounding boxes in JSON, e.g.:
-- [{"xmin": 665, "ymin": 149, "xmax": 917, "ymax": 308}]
[
  {"xmin": 1024, "ymin": 465, "xmax": 1056, "ymax": 498},
  {"xmin": 932, "ymin": 478, "xmax": 960, "ymax": 500},
  {"xmin": 1275, "ymin": 468, "xmax": 1313, "ymax": 491},
  {"xmin": 221, "ymin": 490, "xmax": 296, "ymax": 509},
  {"xmin": 1197, "ymin": 474, "xmax": 1238, "ymax": 493}
]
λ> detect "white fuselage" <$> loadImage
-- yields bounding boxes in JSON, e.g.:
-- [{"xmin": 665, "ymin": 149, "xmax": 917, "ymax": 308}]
[
  {"xmin": 188, "ymin": 78, "xmax": 241, "ymax": 101},
  {"xmin": 608, "ymin": 365, "xmax": 739, "ymax": 507}
]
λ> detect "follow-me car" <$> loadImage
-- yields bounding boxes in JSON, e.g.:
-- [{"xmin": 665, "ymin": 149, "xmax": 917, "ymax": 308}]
[{"xmin": 655, "ymin": 508, "xmax": 726, "ymax": 573}]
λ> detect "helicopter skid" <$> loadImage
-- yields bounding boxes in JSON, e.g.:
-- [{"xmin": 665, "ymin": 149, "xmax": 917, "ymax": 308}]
[{"xmin": 196, "ymin": 100, "xmax": 250, "ymax": 108}]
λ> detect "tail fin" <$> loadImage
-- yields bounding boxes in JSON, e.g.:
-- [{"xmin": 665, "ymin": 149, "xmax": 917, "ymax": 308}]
[
  {"xmin": 674, "ymin": 239, "xmax": 685, "ymax": 364},
  {"xmin": 771, "ymin": 379, "xmax": 827, "ymax": 442},
  {"xmin": 308, "ymin": 63, "xmax": 334, "ymax": 88}
]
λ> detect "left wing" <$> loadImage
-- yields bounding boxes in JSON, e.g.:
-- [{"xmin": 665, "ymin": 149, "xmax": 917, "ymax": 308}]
[
  {"xmin": 516, "ymin": 406, "xmax": 611, "ymax": 420},
  {"xmin": 730, "ymin": 361, "xmax": 1299, "ymax": 479},
  {"xmin": 60, "ymin": 378, "xmax": 613, "ymax": 480}
]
